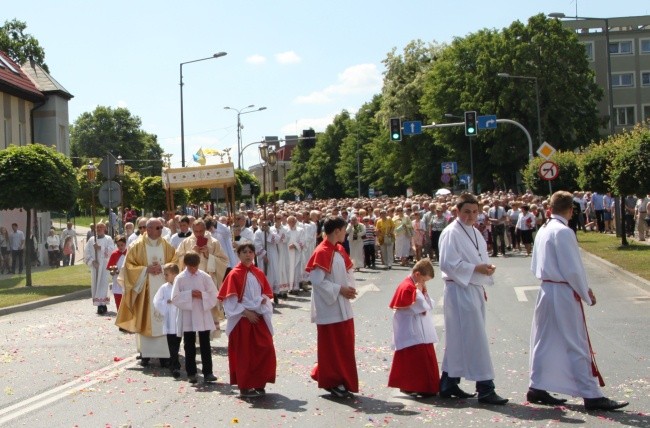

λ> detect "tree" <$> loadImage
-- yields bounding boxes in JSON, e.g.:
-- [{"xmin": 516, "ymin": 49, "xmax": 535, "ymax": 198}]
[
  {"xmin": 0, "ymin": 19, "xmax": 48, "ymax": 72},
  {"xmin": 579, "ymin": 142, "xmax": 618, "ymax": 193},
  {"xmin": 140, "ymin": 176, "xmax": 187, "ymax": 215},
  {"xmin": 0, "ymin": 144, "xmax": 78, "ymax": 286},
  {"xmin": 421, "ymin": 14, "xmax": 602, "ymax": 190},
  {"xmin": 286, "ymin": 129, "xmax": 316, "ymax": 191},
  {"xmin": 234, "ymin": 169, "xmax": 260, "ymax": 202},
  {"xmin": 70, "ymin": 106, "xmax": 165, "ymax": 177},
  {"xmin": 608, "ymin": 125, "xmax": 650, "ymax": 196}
]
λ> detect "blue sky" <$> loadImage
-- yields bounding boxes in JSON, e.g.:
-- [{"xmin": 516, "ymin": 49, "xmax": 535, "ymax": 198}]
[{"xmin": 3, "ymin": 1, "xmax": 648, "ymax": 169}]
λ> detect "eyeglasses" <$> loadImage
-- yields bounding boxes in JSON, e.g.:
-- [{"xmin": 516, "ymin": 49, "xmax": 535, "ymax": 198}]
[{"xmin": 138, "ymin": 226, "xmax": 147, "ymax": 229}]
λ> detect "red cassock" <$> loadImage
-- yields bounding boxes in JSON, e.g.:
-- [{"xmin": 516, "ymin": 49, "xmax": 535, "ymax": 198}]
[
  {"xmin": 387, "ymin": 278, "xmax": 440, "ymax": 394},
  {"xmin": 306, "ymin": 240, "xmax": 358, "ymax": 392},
  {"xmin": 218, "ymin": 263, "xmax": 276, "ymax": 389}
]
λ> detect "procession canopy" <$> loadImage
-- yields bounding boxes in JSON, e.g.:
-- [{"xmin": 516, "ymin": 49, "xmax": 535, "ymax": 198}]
[{"xmin": 162, "ymin": 163, "xmax": 236, "ymax": 190}]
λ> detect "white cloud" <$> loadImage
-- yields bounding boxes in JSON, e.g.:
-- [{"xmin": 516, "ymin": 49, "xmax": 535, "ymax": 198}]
[
  {"xmin": 280, "ymin": 114, "xmax": 337, "ymax": 135},
  {"xmin": 294, "ymin": 63, "xmax": 382, "ymax": 105},
  {"xmin": 116, "ymin": 100, "xmax": 128, "ymax": 108},
  {"xmin": 246, "ymin": 54, "xmax": 267, "ymax": 65},
  {"xmin": 275, "ymin": 50, "xmax": 301, "ymax": 64}
]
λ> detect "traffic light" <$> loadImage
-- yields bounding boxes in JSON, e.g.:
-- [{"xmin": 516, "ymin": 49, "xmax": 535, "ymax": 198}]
[
  {"xmin": 389, "ymin": 118, "xmax": 402, "ymax": 141},
  {"xmin": 464, "ymin": 111, "xmax": 478, "ymax": 136}
]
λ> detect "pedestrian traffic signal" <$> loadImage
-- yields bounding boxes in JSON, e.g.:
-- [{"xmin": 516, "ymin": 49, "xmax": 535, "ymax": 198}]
[
  {"xmin": 464, "ymin": 111, "xmax": 478, "ymax": 136},
  {"xmin": 390, "ymin": 118, "xmax": 402, "ymax": 141}
]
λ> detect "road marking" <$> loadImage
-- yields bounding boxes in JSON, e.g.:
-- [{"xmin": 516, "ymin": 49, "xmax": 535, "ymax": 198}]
[
  {"xmin": 514, "ymin": 286, "xmax": 540, "ymax": 302},
  {"xmin": 352, "ymin": 283, "xmax": 380, "ymax": 303},
  {"xmin": 0, "ymin": 355, "xmax": 137, "ymax": 425}
]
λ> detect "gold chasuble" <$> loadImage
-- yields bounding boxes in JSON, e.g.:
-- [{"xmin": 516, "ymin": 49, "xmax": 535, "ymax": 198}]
[{"xmin": 116, "ymin": 236, "xmax": 177, "ymax": 336}]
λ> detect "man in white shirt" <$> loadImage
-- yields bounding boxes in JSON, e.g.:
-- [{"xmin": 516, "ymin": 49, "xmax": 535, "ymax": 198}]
[
  {"xmin": 528, "ymin": 191, "xmax": 628, "ymax": 411},
  {"xmin": 59, "ymin": 222, "xmax": 78, "ymax": 266},
  {"xmin": 9, "ymin": 223, "xmax": 25, "ymax": 275},
  {"xmin": 487, "ymin": 200, "xmax": 507, "ymax": 257}
]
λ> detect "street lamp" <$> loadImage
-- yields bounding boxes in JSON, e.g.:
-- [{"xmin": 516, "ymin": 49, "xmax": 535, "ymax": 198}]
[
  {"xmin": 497, "ymin": 73, "xmax": 543, "ymax": 147},
  {"xmin": 259, "ymin": 143, "xmax": 278, "ymax": 275},
  {"xmin": 180, "ymin": 52, "xmax": 227, "ymax": 168},
  {"xmin": 548, "ymin": 13, "xmax": 615, "ymax": 135},
  {"xmin": 224, "ymin": 105, "xmax": 268, "ymax": 169},
  {"xmin": 115, "ymin": 155, "xmax": 125, "ymax": 233},
  {"xmin": 445, "ymin": 113, "xmax": 474, "ymax": 193}
]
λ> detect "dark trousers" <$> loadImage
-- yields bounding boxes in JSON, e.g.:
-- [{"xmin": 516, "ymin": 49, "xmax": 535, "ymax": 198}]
[
  {"xmin": 166, "ymin": 334, "xmax": 182, "ymax": 371},
  {"xmin": 624, "ymin": 214, "xmax": 635, "ymax": 236},
  {"xmin": 491, "ymin": 225, "xmax": 506, "ymax": 255},
  {"xmin": 363, "ymin": 244, "xmax": 375, "ymax": 267},
  {"xmin": 440, "ymin": 371, "xmax": 495, "ymax": 398},
  {"xmin": 63, "ymin": 252, "xmax": 75, "ymax": 266},
  {"xmin": 183, "ymin": 330, "xmax": 212, "ymax": 376},
  {"xmin": 431, "ymin": 230, "xmax": 442, "ymax": 260},
  {"xmin": 11, "ymin": 249, "xmax": 23, "ymax": 273},
  {"xmin": 595, "ymin": 209, "xmax": 605, "ymax": 232}
]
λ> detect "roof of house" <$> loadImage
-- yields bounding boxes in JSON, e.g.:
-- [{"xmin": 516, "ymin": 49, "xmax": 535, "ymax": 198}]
[
  {"xmin": 21, "ymin": 59, "xmax": 73, "ymax": 100},
  {"xmin": 0, "ymin": 51, "xmax": 44, "ymax": 102}
]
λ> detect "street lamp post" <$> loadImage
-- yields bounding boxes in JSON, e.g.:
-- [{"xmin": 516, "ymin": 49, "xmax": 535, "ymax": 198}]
[
  {"xmin": 445, "ymin": 113, "xmax": 474, "ymax": 193},
  {"xmin": 86, "ymin": 160, "xmax": 99, "ymax": 285},
  {"xmin": 180, "ymin": 52, "xmax": 227, "ymax": 168},
  {"xmin": 497, "ymin": 73, "xmax": 543, "ymax": 147},
  {"xmin": 224, "ymin": 105, "xmax": 267, "ymax": 169},
  {"xmin": 548, "ymin": 13, "xmax": 615, "ymax": 135},
  {"xmin": 115, "ymin": 155, "xmax": 125, "ymax": 233}
]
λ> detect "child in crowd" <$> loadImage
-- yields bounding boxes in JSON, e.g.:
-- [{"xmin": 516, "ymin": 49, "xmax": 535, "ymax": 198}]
[
  {"xmin": 388, "ymin": 259, "xmax": 440, "ymax": 397},
  {"xmin": 153, "ymin": 263, "xmax": 182, "ymax": 379},
  {"xmin": 362, "ymin": 217, "xmax": 376, "ymax": 269},
  {"xmin": 218, "ymin": 243, "xmax": 276, "ymax": 398},
  {"xmin": 106, "ymin": 235, "xmax": 127, "ymax": 312},
  {"xmin": 172, "ymin": 252, "xmax": 218, "ymax": 384}
]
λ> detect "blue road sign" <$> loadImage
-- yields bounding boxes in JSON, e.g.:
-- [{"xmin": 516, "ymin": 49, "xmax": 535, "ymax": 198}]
[
  {"xmin": 402, "ymin": 120, "xmax": 422, "ymax": 135},
  {"xmin": 459, "ymin": 174, "xmax": 471, "ymax": 184},
  {"xmin": 478, "ymin": 115, "xmax": 497, "ymax": 130},
  {"xmin": 441, "ymin": 162, "xmax": 457, "ymax": 174}
]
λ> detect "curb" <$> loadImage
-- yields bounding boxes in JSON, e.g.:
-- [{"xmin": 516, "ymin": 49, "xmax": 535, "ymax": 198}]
[
  {"xmin": 579, "ymin": 248, "xmax": 650, "ymax": 292},
  {"xmin": 0, "ymin": 288, "xmax": 90, "ymax": 317}
]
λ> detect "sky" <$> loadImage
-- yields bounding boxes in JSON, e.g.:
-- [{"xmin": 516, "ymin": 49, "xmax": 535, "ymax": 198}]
[{"xmin": 3, "ymin": 1, "xmax": 649, "ymax": 170}]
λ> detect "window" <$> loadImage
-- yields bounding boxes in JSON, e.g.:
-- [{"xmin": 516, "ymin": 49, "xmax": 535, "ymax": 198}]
[
  {"xmin": 583, "ymin": 41, "xmax": 594, "ymax": 61},
  {"xmin": 0, "ymin": 56, "xmax": 18, "ymax": 73},
  {"xmin": 642, "ymin": 72, "xmax": 650, "ymax": 86},
  {"xmin": 615, "ymin": 106, "xmax": 635, "ymax": 126},
  {"xmin": 611, "ymin": 72, "xmax": 634, "ymax": 87},
  {"xmin": 609, "ymin": 40, "xmax": 633, "ymax": 55},
  {"xmin": 641, "ymin": 39, "xmax": 650, "ymax": 54},
  {"xmin": 644, "ymin": 105, "xmax": 650, "ymax": 122}
]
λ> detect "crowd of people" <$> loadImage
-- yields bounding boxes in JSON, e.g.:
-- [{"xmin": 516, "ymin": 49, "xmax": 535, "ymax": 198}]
[{"xmin": 46, "ymin": 187, "xmax": 625, "ymax": 411}]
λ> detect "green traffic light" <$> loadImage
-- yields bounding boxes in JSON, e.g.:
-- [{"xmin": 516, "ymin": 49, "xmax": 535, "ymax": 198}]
[
  {"xmin": 392, "ymin": 133, "xmax": 400, "ymax": 139},
  {"xmin": 467, "ymin": 127, "xmax": 475, "ymax": 134}
]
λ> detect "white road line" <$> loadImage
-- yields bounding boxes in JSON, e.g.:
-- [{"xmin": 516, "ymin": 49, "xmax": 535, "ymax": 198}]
[
  {"xmin": 0, "ymin": 355, "xmax": 137, "ymax": 425},
  {"xmin": 351, "ymin": 283, "xmax": 380, "ymax": 303},
  {"xmin": 514, "ymin": 286, "xmax": 540, "ymax": 302}
]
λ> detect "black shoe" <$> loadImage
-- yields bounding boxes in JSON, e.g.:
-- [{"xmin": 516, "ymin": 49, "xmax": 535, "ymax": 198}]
[
  {"xmin": 273, "ymin": 295, "xmax": 279, "ymax": 305},
  {"xmin": 188, "ymin": 375, "xmax": 198, "ymax": 384},
  {"xmin": 526, "ymin": 388, "xmax": 567, "ymax": 405},
  {"xmin": 139, "ymin": 357, "xmax": 150, "ymax": 367},
  {"xmin": 172, "ymin": 370, "xmax": 181, "ymax": 379},
  {"xmin": 328, "ymin": 385, "xmax": 352, "ymax": 398},
  {"xmin": 255, "ymin": 388, "xmax": 266, "ymax": 395},
  {"xmin": 289, "ymin": 290, "xmax": 300, "ymax": 295},
  {"xmin": 96, "ymin": 306, "xmax": 102, "ymax": 314},
  {"xmin": 478, "ymin": 392, "xmax": 509, "ymax": 405},
  {"xmin": 439, "ymin": 384, "xmax": 476, "ymax": 399},
  {"xmin": 241, "ymin": 388, "xmax": 263, "ymax": 398},
  {"xmin": 400, "ymin": 390, "xmax": 418, "ymax": 397},
  {"xmin": 584, "ymin": 397, "xmax": 629, "ymax": 411},
  {"xmin": 203, "ymin": 373, "xmax": 218, "ymax": 382}
]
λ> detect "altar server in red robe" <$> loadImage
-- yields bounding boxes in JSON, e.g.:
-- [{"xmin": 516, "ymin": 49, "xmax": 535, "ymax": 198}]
[
  {"xmin": 218, "ymin": 243, "xmax": 276, "ymax": 398},
  {"xmin": 305, "ymin": 216, "xmax": 358, "ymax": 399},
  {"xmin": 388, "ymin": 259, "xmax": 440, "ymax": 397}
]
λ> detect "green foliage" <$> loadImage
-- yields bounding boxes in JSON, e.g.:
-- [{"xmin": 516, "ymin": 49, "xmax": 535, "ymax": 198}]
[
  {"xmin": 234, "ymin": 169, "xmax": 260, "ymax": 201},
  {"xmin": 521, "ymin": 151, "xmax": 580, "ymax": 196},
  {"xmin": 140, "ymin": 176, "xmax": 187, "ymax": 214},
  {"xmin": 0, "ymin": 19, "xmax": 48, "ymax": 72},
  {"xmin": 0, "ymin": 144, "xmax": 78, "ymax": 211},
  {"xmin": 608, "ymin": 125, "xmax": 650, "ymax": 196},
  {"xmin": 286, "ymin": 129, "xmax": 315, "ymax": 190},
  {"xmin": 579, "ymin": 142, "xmax": 617, "ymax": 193},
  {"xmin": 70, "ymin": 106, "xmax": 165, "ymax": 177}
]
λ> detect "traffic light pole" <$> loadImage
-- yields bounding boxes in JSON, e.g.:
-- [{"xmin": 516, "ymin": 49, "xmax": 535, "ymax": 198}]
[{"xmin": 422, "ymin": 118, "xmax": 533, "ymax": 160}]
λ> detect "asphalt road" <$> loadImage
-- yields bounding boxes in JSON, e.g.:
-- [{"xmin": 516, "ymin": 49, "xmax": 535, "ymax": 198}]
[{"xmin": 0, "ymin": 251, "xmax": 648, "ymax": 427}]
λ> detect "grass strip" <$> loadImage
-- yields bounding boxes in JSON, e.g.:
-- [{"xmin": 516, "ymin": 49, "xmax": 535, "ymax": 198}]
[{"xmin": 577, "ymin": 232, "xmax": 650, "ymax": 282}]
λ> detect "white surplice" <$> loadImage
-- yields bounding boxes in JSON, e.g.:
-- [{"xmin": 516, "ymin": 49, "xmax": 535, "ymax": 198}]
[
  {"xmin": 222, "ymin": 272, "xmax": 274, "ymax": 336},
  {"xmin": 84, "ymin": 235, "xmax": 115, "ymax": 306},
  {"xmin": 308, "ymin": 253, "xmax": 355, "ymax": 325},
  {"xmin": 439, "ymin": 219, "xmax": 495, "ymax": 381},
  {"xmin": 171, "ymin": 269, "xmax": 218, "ymax": 335},
  {"xmin": 270, "ymin": 224, "xmax": 290, "ymax": 294},
  {"xmin": 286, "ymin": 225, "xmax": 305, "ymax": 290},
  {"xmin": 392, "ymin": 285, "xmax": 439, "ymax": 350},
  {"xmin": 529, "ymin": 215, "xmax": 601, "ymax": 398},
  {"xmin": 153, "ymin": 282, "xmax": 178, "ymax": 335},
  {"xmin": 137, "ymin": 241, "xmax": 169, "ymax": 358}
]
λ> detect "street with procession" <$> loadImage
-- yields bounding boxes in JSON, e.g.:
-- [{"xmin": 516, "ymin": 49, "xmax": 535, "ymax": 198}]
[{"xmin": 0, "ymin": 250, "xmax": 648, "ymax": 427}]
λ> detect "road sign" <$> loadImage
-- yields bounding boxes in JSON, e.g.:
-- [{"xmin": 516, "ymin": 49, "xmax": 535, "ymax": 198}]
[
  {"xmin": 478, "ymin": 115, "xmax": 497, "ymax": 130},
  {"xmin": 537, "ymin": 142, "xmax": 556, "ymax": 159},
  {"xmin": 368, "ymin": 188, "xmax": 375, "ymax": 198},
  {"xmin": 441, "ymin": 162, "xmax": 457, "ymax": 174},
  {"xmin": 402, "ymin": 120, "xmax": 422, "ymax": 135},
  {"xmin": 538, "ymin": 161, "xmax": 559, "ymax": 181},
  {"xmin": 99, "ymin": 155, "xmax": 117, "ymax": 180},
  {"xmin": 459, "ymin": 174, "xmax": 472, "ymax": 184},
  {"xmin": 98, "ymin": 181, "xmax": 121, "ymax": 208},
  {"xmin": 441, "ymin": 173, "xmax": 451, "ymax": 184}
]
